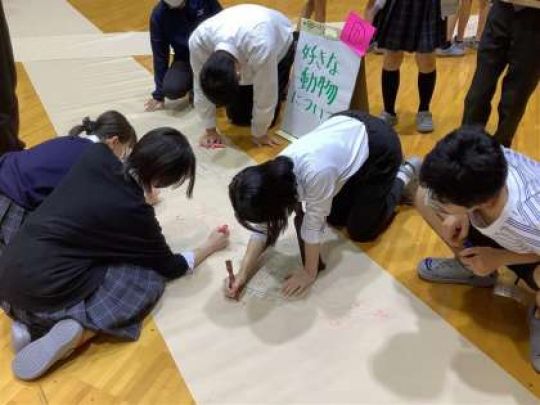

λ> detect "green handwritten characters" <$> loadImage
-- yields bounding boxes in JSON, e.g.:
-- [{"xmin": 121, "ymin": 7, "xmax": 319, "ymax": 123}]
[
  {"xmin": 301, "ymin": 44, "xmax": 339, "ymax": 76},
  {"xmin": 291, "ymin": 91, "xmax": 327, "ymax": 120},
  {"xmin": 300, "ymin": 68, "xmax": 338, "ymax": 105},
  {"xmin": 297, "ymin": 42, "xmax": 340, "ymax": 119}
]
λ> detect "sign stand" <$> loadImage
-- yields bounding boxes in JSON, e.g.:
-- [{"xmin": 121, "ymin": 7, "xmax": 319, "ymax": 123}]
[{"xmin": 275, "ymin": 19, "xmax": 369, "ymax": 142}]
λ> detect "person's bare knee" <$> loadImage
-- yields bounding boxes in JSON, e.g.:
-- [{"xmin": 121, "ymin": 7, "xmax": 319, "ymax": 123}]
[
  {"xmin": 415, "ymin": 53, "xmax": 436, "ymax": 73},
  {"xmin": 383, "ymin": 51, "xmax": 404, "ymax": 70},
  {"xmin": 413, "ymin": 186, "xmax": 462, "ymax": 256}
]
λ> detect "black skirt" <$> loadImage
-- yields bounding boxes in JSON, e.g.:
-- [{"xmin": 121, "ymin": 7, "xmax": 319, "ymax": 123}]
[{"xmin": 374, "ymin": 0, "xmax": 445, "ymax": 53}]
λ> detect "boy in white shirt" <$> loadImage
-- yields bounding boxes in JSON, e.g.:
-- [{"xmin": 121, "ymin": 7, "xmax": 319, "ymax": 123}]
[
  {"xmin": 415, "ymin": 126, "xmax": 540, "ymax": 372},
  {"xmin": 189, "ymin": 4, "xmax": 295, "ymax": 148}
]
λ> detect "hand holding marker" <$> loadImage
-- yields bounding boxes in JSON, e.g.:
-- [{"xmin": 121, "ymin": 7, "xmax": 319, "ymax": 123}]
[{"xmin": 216, "ymin": 224, "xmax": 239, "ymax": 300}]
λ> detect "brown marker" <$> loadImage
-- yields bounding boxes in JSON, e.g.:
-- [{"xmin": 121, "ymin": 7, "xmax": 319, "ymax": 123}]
[{"xmin": 226, "ymin": 260, "xmax": 235, "ymax": 289}]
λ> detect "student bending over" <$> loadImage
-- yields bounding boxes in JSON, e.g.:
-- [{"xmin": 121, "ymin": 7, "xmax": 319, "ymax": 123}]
[
  {"xmin": 0, "ymin": 127, "xmax": 229, "ymax": 380},
  {"xmin": 0, "ymin": 110, "xmax": 136, "ymax": 255},
  {"xmin": 189, "ymin": 4, "xmax": 295, "ymax": 148},
  {"xmin": 227, "ymin": 111, "xmax": 420, "ymax": 298},
  {"xmin": 414, "ymin": 127, "xmax": 540, "ymax": 372}
]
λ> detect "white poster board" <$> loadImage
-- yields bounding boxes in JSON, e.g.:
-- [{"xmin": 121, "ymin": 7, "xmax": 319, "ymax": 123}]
[{"xmin": 279, "ymin": 19, "xmax": 362, "ymax": 139}]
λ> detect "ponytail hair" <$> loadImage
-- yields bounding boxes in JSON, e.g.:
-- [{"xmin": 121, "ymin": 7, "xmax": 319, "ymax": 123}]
[
  {"xmin": 68, "ymin": 110, "xmax": 137, "ymax": 148},
  {"xmin": 125, "ymin": 127, "xmax": 196, "ymax": 197},
  {"xmin": 229, "ymin": 156, "xmax": 297, "ymax": 247}
]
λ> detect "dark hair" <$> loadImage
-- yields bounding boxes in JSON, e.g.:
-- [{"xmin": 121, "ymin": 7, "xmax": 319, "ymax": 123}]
[
  {"xmin": 229, "ymin": 156, "xmax": 297, "ymax": 247},
  {"xmin": 125, "ymin": 127, "xmax": 196, "ymax": 197},
  {"xmin": 200, "ymin": 50, "xmax": 239, "ymax": 107},
  {"xmin": 420, "ymin": 126, "xmax": 508, "ymax": 208},
  {"xmin": 68, "ymin": 110, "xmax": 137, "ymax": 148}
]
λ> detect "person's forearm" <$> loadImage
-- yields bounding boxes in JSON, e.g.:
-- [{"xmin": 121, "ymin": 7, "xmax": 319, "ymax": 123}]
[
  {"xmin": 304, "ymin": 242, "xmax": 321, "ymax": 278},
  {"xmin": 238, "ymin": 237, "xmax": 267, "ymax": 283},
  {"xmin": 499, "ymin": 250, "xmax": 540, "ymax": 266}
]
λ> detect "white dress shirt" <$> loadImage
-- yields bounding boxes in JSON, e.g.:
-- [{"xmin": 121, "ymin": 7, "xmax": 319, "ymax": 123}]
[
  {"xmin": 189, "ymin": 4, "xmax": 293, "ymax": 138},
  {"xmin": 254, "ymin": 115, "xmax": 368, "ymax": 245}
]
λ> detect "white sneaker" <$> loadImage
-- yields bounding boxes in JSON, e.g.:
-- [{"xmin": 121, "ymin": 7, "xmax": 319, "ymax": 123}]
[
  {"xmin": 436, "ymin": 42, "xmax": 465, "ymax": 57},
  {"xmin": 416, "ymin": 111, "xmax": 434, "ymax": 133},
  {"xmin": 397, "ymin": 157, "xmax": 423, "ymax": 204}
]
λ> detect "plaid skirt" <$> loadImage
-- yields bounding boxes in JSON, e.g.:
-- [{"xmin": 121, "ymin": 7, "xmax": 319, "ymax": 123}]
[
  {"xmin": 0, "ymin": 193, "xmax": 28, "ymax": 255},
  {"xmin": 1, "ymin": 263, "xmax": 166, "ymax": 341},
  {"xmin": 374, "ymin": 0, "xmax": 445, "ymax": 53}
]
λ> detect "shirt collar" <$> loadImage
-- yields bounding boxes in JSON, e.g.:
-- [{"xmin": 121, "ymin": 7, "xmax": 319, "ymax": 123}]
[{"xmin": 80, "ymin": 134, "xmax": 100, "ymax": 143}]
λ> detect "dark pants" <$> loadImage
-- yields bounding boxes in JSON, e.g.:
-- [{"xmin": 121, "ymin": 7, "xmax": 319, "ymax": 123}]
[
  {"xmin": 225, "ymin": 37, "xmax": 297, "ymax": 127},
  {"xmin": 467, "ymin": 226, "xmax": 540, "ymax": 290},
  {"xmin": 327, "ymin": 111, "xmax": 404, "ymax": 242},
  {"xmin": 462, "ymin": 0, "xmax": 540, "ymax": 147},
  {"xmin": 0, "ymin": 1, "xmax": 23, "ymax": 155},
  {"xmin": 162, "ymin": 60, "xmax": 193, "ymax": 100}
]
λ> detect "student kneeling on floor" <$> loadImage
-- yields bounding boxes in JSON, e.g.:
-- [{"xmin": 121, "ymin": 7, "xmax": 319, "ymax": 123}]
[
  {"xmin": 226, "ymin": 110, "xmax": 421, "ymax": 299},
  {"xmin": 189, "ymin": 4, "xmax": 296, "ymax": 148},
  {"xmin": 0, "ymin": 128, "xmax": 229, "ymax": 380},
  {"xmin": 414, "ymin": 126, "xmax": 540, "ymax": 372},
  {"xmin": 144, "ymin": 0, "xmax": 222, "ymax": 111},
  {"xmin": 0, "ymin": 110, "xmax": 136, "ymax": 254}
]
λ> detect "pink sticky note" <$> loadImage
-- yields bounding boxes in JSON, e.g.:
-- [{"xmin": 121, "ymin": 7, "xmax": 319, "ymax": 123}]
[{"xmin": 340, "ymin": 12, "xmax": 376, "ymax": 57}]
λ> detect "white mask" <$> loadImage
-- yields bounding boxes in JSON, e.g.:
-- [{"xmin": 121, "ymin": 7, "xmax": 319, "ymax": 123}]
[{"xmin": 164, "ymin": 0, "xmax": 186, "ymax": 8}]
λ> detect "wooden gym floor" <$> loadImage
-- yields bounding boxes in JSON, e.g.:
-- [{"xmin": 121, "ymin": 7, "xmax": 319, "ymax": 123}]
[{"xmin": 1, "ymin": 0, "xmax": 539, "ymax": 403}]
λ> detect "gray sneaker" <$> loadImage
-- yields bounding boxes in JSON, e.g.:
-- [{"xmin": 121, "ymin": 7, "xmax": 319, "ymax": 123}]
[
  {"xmin": 529, "ymin": 307, "xmax": 540, "ymax": 372},
  {"xmin": 11, "ymin": 321, "xmax": 31, "ymax": 353},
  {"xmin": 417, "ymin": 258, "xmax": 497, "ymax": 288},
  {"xmin": 436, "ymin": 42, "xmax": 465, "ymax": 57},
  {"xmin": 12, "ymin": 319, "xmax": 83, "ymax": 380},
  {"xmin": 397, "ymin": 156, "xmax": 423, "ymax": 204},
  {"xmin": 416, "ymin": 111, "xmax": 434, "ymax": 133},
  {"xmin": 379, "ymin": 111, "xmax": 398, "ymax": 127}
]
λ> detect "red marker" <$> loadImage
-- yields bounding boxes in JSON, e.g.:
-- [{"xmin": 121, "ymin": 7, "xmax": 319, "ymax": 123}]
[
  {"xmin": 225, "ymin": 260, "xmax": 235, "ymax": 289},
  {"xmin": 218, "ymin": 224, "xmax": 229, "ymax": 235}
]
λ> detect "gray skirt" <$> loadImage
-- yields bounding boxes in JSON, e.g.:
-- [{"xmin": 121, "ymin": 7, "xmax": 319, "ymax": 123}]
[
  {"xmin": 0, "ymin": 193, "xmax": 28, "ymax": 254},
  {"xmin": 1, "ymin": 263, "xmax": 166, "ymax": 341}
]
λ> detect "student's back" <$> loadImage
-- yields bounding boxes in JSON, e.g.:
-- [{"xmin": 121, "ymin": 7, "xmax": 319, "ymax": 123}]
[
  {"xmin": 0, "ymin": 136, "xmax": 93, "ymax": 210},
  {"xmin": 0, "ymin": 143, "xmax": 183, "ymax": 313}
]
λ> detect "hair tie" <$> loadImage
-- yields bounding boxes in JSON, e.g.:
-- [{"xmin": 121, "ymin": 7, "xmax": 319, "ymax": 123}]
[{"xmin": 82, "ymin": 117, "xmax": 96, "ymax": 134}]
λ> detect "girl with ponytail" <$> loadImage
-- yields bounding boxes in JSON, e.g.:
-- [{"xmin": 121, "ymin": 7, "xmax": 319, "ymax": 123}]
[
  {"xmin": 227, "ymin": 110, "xmax": 421, "ymax": 299},
  {"xmin": 0, "ymin": 126, "xmax": 229, "ymax": 380},
  {"xmin": 0, "ymin": 110, "xmax": 136, "ymax": 253}
]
